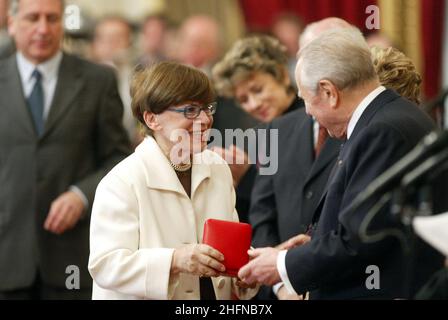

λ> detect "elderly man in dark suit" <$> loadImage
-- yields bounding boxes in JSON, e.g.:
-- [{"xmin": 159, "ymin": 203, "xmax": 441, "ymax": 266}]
[
  {"xmin": 239, "ymin": 26, "xmax": 444, "ymax": 299},
  {"xmin": 0, "ymin": 0, "xmax": 130, "ymax": 299},
  {"xmin": 249, "ymin": 17, "xmax": 350, "ymax": 300}
]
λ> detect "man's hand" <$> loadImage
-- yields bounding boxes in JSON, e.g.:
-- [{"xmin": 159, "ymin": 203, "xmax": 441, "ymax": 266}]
[
  {"xmin": 238, "ymin": 247, "xmax": 281, "ymax": 287},
  {"xmin": 44, "ymin": 191, "xmax": 85, "ymax": 235},
  {"xmin": 211, "ymin": 145, "xmax": 251, "ymax": 187},
  {"xmin": 276, "ymin": 234, "xmax": 311, "ymax": 250}
]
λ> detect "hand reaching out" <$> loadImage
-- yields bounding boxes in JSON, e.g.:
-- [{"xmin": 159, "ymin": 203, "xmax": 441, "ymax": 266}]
[
  {"xmin": 238, "ymin": 247, "xmax": 281, "ymax": 287},
  {"xmin": 276, "ymin": 234, "xmax": 311, "ymax": 250}
]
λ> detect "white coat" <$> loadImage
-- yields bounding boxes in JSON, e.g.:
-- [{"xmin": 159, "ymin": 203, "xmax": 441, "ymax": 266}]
[{"xmin": 88, "ymin": 136, "xmax": 257, "ymax": 300}]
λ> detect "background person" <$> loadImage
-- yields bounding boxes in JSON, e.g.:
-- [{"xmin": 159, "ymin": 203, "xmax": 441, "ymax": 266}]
[
  {"xmin": 212, "ymin": 35, "xmax": 302, "ymax": 224},
  {"xmin": 0, "ymin": 0, "xmax": 130, "ymax": 299},
  {"xmin": 270, "ymin": 12, "xmax": 304, "ymax": 88},
  {"xmin": 91, "ymin": 16, "xmax": 140, "ymax": 146},
  {"xmin": 371, "ymin": 46, "xmax": 422, "ymax": 105}
]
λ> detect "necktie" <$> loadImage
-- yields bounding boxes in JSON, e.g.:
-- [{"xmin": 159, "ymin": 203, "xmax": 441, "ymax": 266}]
[
  {"xmin": 200, "ymin": 277, "xmax": 216, "ymax": 300},
  {"xmin": 27, "ymin": 69, "xmax": 44, "ymax": 136},
  {"xmin": 315, "ymin": 125, "xmax": 329, "ymax": 158}
]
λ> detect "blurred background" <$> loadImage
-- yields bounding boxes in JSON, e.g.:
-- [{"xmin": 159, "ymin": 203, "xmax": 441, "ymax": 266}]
[
  {"xmin": 1, "ymin": 0, "xmax": 446, "ymax": 121},
  {"xmin": 57, "ymin": 0, "xmax": 446, "ymax": 100}
]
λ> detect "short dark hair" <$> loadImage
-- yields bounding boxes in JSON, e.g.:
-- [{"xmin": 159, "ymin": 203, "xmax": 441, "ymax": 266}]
[{"xmin": 131, "ymin": 61, "xmax": 216, "ymax": 135}]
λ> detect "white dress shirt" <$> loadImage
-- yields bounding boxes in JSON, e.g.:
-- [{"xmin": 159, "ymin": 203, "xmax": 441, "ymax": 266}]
[
  {"xmin": 347, "ymin": 86, "xmax": 386, "ymax": 140},
  {"xmin": 276, "ymin": 85, "xmax": 387, "ymax": 296},
  {"xmin": 16, "ymin": 51, "xmax": 63, "ymax": 120},
  {"xmin": 16, "ymin": 51, "xmax": 88, "ymax": 208}
]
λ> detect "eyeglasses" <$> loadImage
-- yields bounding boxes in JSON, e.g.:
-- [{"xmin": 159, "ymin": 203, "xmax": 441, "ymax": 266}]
[{"xmin": 167, "ymin": 102, "xmax": 217, "ymax": 119}]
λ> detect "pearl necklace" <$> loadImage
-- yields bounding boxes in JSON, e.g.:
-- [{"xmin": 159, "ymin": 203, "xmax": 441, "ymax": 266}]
[{"xmin": 170, "ymin": 161, "xmax": 192, "ymax": 172}]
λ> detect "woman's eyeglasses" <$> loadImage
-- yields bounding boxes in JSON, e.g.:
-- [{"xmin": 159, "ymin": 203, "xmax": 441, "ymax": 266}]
[{"xmin": 167, "ymin": 102, "xmax": 217, "ymax": 119}]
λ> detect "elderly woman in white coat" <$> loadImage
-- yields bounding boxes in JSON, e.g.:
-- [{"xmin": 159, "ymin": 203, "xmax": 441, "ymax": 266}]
[{"xmin": 88, "ymin": 61, "xmax": 258, "ymax": 300}]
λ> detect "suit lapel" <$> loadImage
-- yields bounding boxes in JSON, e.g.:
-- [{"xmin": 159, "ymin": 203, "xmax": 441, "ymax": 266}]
[
  {"xmin": 305, "ymin": 138, "xmax": 340, "ymax": 185},
  {"xmin": 0, "ymin": 55, "xmax": 35, "ymax": 136},
  {"xmin": 311, "ymin": 162, "xmax": 339, "ymax": 225},
  {"xmin": 297, "ymin": 116, "xmax": 314, "ymax": 171},
  {"xmin": 348, "ymin": 89, "xmax": 399, "ymax": 143},
  {"xmin": 311, "ymin": 89, "xmax": 399, "ymax": 224},
  {"xmin": 42, "ymin": 54, "xmax": 84, "ymax": 139}
]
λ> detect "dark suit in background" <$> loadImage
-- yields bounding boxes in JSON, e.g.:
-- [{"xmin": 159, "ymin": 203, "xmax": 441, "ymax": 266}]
[
  {"xmin": 212, "ymin": 96, "xmax": 259, "ymax": 223},
  {"xmin": 0, "ymin": 31, "xmax": 15, "ymax": 59},
  {"xmin": 0, "ymin": 53, "xmax": 131, "ymax": 298},
  {"xmin": 286, "ymin": 89, "xmax": 445, "ymax": 299},
  {"xmin": 235, "ymin": 99, "xmax": 303, "ymax": 223},
  {"xmin": 251, "ymin": 108, "xmax": 340, "ymax": 246},
  {"xmin": 250, "ymin": 106, "xmax": 340, "ymax": 299}
]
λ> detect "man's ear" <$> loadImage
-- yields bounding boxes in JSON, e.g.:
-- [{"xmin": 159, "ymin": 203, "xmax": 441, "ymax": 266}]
[
  {"xmin": 318, "ymin": 80, "xmax": 339, "ymax": 109},
  {"xmin": 143, "ymin": 111, "xmax": 161, "ymax": 132}
]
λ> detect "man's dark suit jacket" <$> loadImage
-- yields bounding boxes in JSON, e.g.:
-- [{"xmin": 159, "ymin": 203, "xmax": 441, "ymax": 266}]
[
  {"xmin": 250, "ymin": 107, "xmax": 340, "ymax": 246},
  {"xmin": 236, "ymin": 98, "xmax": 306, "ymax": 223},
  {"xmin": 0, "ymin": 53, "xmax": 131, "ymax": 291},
  {"xmin": 285, "ymin": 89, "xmax": 445, "ymax": 299},
  {"xmin": 249, "ymin": 104, "xmax": 341, "ymax": 299}
]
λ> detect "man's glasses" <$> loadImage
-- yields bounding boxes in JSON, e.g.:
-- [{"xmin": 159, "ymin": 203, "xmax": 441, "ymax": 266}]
[{"xmin": 167, "ymin": 102, "xmax": 217, "ymax": 120}]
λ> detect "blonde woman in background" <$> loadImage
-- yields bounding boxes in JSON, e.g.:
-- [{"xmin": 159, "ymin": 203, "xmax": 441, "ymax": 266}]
[{"xmin": 371, "ymin": 46, "xmax": 422, "ymax": 105}]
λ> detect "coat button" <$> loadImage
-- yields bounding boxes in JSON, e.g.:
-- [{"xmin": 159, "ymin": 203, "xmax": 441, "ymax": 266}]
[
  {"xmin": 218, "ymin": 278, "xmax": 225, "ymax": 289},
  {"xmin": 305, "ymin": 191, "xmax": 313, "ymax": 199}
]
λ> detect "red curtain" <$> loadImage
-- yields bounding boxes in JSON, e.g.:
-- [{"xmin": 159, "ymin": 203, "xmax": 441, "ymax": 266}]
[
  {"xmin": 239, "ymin": 0, "xmax": 446, "ymax": 99},
  {"xmin": 239, "ymin": 0, "xmax": 378, "ymax": 33},
  {"xmin": 421, "ymin": 0, "xmax": 445, "ymax": 99}
]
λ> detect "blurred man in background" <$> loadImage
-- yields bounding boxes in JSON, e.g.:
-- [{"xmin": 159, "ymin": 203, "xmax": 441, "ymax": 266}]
[
  {"xmin": 91, "ymin": 16, "xmax": 140, "ymax": 145},
  {"xmin": 0, "ymin": 0, "xmax": 130, "ymax": 299},
  {"xmin": 178, "ymin": 15, "xmax": 221, "ymax": 76},
  {"xmin": 271, "ymin": 13, "xmax": 304, "ymax": 88},
  {"xmin": 0, "ymin": 0, "xmax": 14, "ymax": 58},
  {"xmin": 138, "ymin": 14, "xmax": 168, "ymax": 67}
]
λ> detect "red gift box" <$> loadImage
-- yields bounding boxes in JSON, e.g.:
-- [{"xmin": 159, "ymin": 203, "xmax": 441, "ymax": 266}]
[{"xmin": 202, "ymin": 219, "xmax": 252, "ymax": 277}]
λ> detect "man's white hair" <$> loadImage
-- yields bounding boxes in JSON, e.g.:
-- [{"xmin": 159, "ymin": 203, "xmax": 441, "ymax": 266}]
[
  {"xmin": 299, "ymin": 17, "xmax": 351, "ymax": 49},
  {"xmin": 9, "ymin": 0, "xmax": 65, "ymax": 16},
  {"xmin": 297, "ymin": 26, "xmax": 377, "ymax": 94}
]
